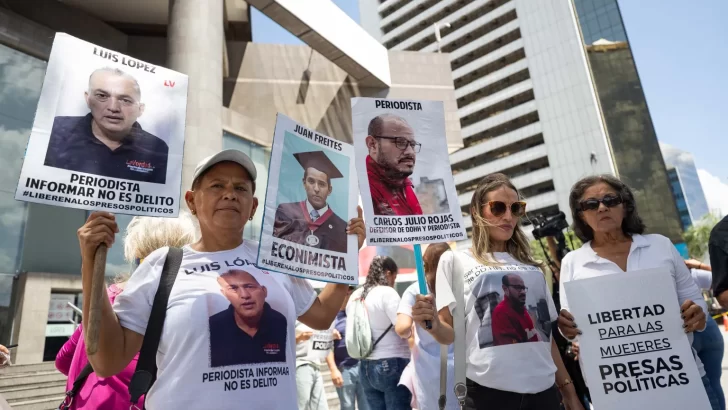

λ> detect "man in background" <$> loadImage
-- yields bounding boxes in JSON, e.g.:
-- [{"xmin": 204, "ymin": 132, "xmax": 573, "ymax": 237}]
[
  {"xmin": 365, "ymin": 114, "xmax": 422, "ymax": 216},
  {"xmin": 45, "ymin": 67, "xmax": 168, "ymax": 183},
  {"xmin": 296, "ymin": 321, "xmax": 329, "ymax": 410}
]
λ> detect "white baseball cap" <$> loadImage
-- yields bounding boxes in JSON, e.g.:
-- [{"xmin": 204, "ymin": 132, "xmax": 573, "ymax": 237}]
[{"xmin": 191, "ymin": 149, "xmax": 257, "ymax": 188}]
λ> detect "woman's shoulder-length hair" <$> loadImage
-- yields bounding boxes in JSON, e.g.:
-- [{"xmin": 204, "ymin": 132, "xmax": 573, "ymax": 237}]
[{"xmin": 568, "ymin": 174, "xmax": 645, "ymax": 242}]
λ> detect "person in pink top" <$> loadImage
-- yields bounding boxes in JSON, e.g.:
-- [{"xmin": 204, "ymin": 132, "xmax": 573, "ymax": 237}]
[{"xmin": 55, "ymin": 212, "xmax": 196, "ymax": 409}]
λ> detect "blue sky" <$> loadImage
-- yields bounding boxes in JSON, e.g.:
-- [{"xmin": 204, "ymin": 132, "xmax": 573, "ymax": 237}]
[{"xmin": 252, "ymin": 0, "xmax": 728, "ymax": 212}]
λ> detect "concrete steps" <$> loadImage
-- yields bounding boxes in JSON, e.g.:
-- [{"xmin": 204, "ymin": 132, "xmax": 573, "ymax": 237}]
[{"xmin": 0, "ymin": 362, "xmax": 65, "ymax": 410}]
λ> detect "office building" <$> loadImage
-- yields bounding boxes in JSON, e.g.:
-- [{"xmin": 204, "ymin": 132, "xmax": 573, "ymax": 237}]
[
  {"xmin": 361, "ymin": 0, "xmax": 682, "ymax": 247},
  {"xmin": 661, "ymin": 143, "xmax": 710, "ymax": 226},
  {"xmin": 666, "ymin": 166, "xmax": 693, "ymax": 231},
  {"xmin": 0, "ymin": 0, "xmax": 462, "ymax": 369}
]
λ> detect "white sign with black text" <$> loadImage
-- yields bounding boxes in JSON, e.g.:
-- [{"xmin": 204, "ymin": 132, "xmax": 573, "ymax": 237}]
[
  {"xmin": 351, "ymin": 98, "xmax": 466, "ymax": 246},
  {"xmin": 15, "ymin": 33, "xmax": 188, "ymax": 217},
  {"xmin": 563, "ymin": 268, "xmax": 710, "ymax": 410}
]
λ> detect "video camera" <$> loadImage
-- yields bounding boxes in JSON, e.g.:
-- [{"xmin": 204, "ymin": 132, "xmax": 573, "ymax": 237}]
[{"xmin": 530, "ymin": 211, "xmax": 569, "ymax": 240}]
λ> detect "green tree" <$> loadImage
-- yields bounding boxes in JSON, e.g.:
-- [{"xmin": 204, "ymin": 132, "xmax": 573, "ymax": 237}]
[{"xmin": 683, "ymin": 214, "xmax": 719, "ymax": 259}]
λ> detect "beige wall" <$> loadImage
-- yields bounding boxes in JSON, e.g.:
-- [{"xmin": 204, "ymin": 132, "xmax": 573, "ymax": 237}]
[
  {"xmin": 224, "ymin": 42, "xmax": 463, "ymax": 150},
  {"xmin": 11, "ymin": 273, "xmax": 83, "ymax": 365}
]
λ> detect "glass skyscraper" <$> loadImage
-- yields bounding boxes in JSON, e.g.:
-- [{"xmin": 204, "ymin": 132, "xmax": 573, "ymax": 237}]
[
  {"xmin": 661, "ymin": 143, "xmax": 710, "ymax": 225},
  {"xmin": 362, "ymin": 0, "xmax": 684, "ymax": 244},
  {"xmin": 573, "ymin": 0, "xmax": 684, "ymax": 243}
]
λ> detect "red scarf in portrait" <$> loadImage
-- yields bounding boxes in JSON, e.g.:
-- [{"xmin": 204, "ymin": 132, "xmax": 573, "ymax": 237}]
[{"xmin": 366, "ymin": 155, "xmax": 422, "ymax": 216}]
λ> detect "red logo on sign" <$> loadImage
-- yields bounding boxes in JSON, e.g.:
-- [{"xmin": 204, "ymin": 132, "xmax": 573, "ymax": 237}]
[{"xmin": 164, "ymin": 80, "xmax": 176, "ymax": 87}]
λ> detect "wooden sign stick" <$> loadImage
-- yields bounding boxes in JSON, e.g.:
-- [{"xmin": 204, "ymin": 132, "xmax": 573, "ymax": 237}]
[{"xmin": 86, "ymin": 244, "xmax": 108, "ymax": 355}]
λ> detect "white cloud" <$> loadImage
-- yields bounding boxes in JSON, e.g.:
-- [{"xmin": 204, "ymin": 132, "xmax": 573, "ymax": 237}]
[{"xmin": 697, "ymin": 169, "xmax": 728, "ymax": 217}]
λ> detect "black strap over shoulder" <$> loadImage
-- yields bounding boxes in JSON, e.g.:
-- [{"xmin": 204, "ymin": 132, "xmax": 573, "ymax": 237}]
[
  {"xmin": 372, "ymin": 324, "xmax": 393, "ymax": 351},
  {"xmin": 128, "ymin": 247, "xmax": 183, "ymax": 407},
  {"xmin": 59, "ymin": 362, "xmax": 94, "ymax": 409}
]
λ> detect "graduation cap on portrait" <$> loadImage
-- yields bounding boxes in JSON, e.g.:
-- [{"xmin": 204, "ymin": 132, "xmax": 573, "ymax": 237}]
[{"xmin": 293, "ymin": 151, "xmax": 344, "ymax": 179}]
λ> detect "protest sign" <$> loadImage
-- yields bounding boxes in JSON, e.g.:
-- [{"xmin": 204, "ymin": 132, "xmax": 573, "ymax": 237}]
[
  {"xmin": 306, "ymin": 329, "xmax": 334, "ymax": 361},
  {"xmin": 15, "ymin": 33, "xmax": 187, "ymax": 217},
  {"xmin": 563, "ymin": 268, "xmax": 711, "ymax": 410},
  {"xmin": 257, "ymin": 114, "xmax": 358, "ymax": 285},
  {"xmin": 351, "ymin": 98, "xmax": 466, "ymax": 246}
]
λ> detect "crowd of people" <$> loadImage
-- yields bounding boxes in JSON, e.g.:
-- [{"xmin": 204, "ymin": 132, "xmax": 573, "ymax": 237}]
[{"xmin": 2, "ymin": 146, "xmax": 724, "ymax": 410}]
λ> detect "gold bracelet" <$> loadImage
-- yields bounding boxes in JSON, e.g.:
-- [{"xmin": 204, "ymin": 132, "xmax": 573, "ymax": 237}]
[{"xmin": 557, "ymin": 379, "xmax": 573, "ymax": 389}]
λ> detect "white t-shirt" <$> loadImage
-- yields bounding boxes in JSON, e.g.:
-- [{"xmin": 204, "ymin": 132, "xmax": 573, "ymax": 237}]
[
  {"xmin": 397, "ymin": 282, "xmax": 452, "ymax": 357},
  {"xmin": 559, "ymin": 233, "xmax": 707, "ymax": 377},
  {"xmin": 347, "ymin": 286, "xmax": 409, "ymax": 360},
  {"xmin": 113, "ymin": 241, "xmax": 317, "ymax": 410},
  {"xmin": 398, "ymin": 282, "xmax": 458, "ymax": 410},
  {"xmin": 436, "ymin": 250, "xmax": 558, "ymax": 394},
  {"xmin": 691, "ymin": 268, "xmax": 712, "ymax": 291}
]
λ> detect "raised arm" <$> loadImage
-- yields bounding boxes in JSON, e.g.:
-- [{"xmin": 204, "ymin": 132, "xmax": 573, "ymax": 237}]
[{"xmin": 78, "ymin": 212, "xmax": 143, "ymax": 377}]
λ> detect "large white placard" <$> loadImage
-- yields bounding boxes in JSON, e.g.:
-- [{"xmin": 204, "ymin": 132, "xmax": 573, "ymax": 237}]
[
  {"xmin": 257, "ymin": 114, "xmax": 358, "ymax": 284},
  {"xmin": 15, "ymin": 33, "xmax": 187, "ymax": 217},
  {"xmin": 563, "ymin": 268, "xmax": 711, "ymax": 410},
  {"xmin": 351, "ymin": 98, "xmax": 466, "ymax": 246}
]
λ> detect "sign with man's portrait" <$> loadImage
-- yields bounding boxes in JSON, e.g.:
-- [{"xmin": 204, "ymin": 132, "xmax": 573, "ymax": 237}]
[
  {"xmin": 351, "ymin": 98, "xmax": 466, "ymax": 246},
  {"xmin": 14, "ymin": 33, "xmax": 187, "ymax": 217},
  {"xmin": 257, "ymin": 114, "xmax": 358, "ymax": 285}
]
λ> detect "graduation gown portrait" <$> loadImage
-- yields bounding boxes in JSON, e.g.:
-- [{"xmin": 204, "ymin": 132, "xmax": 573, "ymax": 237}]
[{"xmin": 273, "ymin": 201, "xmax": 348, "ymax": 253}]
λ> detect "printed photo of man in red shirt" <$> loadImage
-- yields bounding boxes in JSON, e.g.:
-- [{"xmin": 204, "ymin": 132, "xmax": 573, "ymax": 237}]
[
  {"xmin": 365, "ymin": 114, "xmax": 423, "ymax": 216},
  {"xmin": 491, "ymin": 273, "xmax": 540, "ymax": 346}
]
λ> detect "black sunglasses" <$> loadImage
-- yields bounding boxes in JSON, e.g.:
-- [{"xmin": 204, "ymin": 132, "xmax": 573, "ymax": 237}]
[
  {"xmin": 578, "ymin": 194, "xmax": 623, "ymax": 212},
  {"xmin": 487, "ymin": 201, "xmax": 526, "ymax": 217}
]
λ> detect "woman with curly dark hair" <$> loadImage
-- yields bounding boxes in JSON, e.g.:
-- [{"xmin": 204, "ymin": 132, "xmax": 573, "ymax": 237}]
[
  {"xmin": 557, "ymin": 174, "xmax": 719, "ymax": 410},
  {"xmin": 347, "ymin": 256, "xmax": 411, "ymax": 410}
]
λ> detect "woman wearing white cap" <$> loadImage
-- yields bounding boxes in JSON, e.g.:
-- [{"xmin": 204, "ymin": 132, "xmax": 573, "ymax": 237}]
[{"xmin": 76, "ymin": 149, "xmax": 366, "ymax": 410}]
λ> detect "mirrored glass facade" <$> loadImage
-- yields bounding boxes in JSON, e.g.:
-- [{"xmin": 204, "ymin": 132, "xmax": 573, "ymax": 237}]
[
  {"xmin": 0, "ymin": 43, "xmax": 47, "ymax": 341},
  {"xmin": 573, "ymin": 0, "xmax": 683, "ymax": 243},
  {"xmin": 667, "ymin": 167, "xmax": 692, "ymax": 231}
]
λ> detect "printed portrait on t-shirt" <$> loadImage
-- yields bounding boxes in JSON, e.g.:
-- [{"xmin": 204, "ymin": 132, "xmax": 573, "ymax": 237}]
[
  {"xmin": 469, "ymin": 268, "xmax": 553, "ymax": 349},
  {"xmin": 208, "ymin": 269, "xmax": 288, "ymax": 367}
]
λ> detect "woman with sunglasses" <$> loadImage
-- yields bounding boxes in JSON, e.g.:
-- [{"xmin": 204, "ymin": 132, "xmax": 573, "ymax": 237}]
[
  {"xmin": 411, "ymin": 173, "xmax": 584, "ymax": 410},
  {"xmin": 557, "ymin": 174, "xmax": 719, "ymax": 410}
]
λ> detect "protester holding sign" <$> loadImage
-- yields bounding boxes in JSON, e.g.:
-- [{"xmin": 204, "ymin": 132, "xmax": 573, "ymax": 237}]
[
  {"xmin": 557, "ymin": 174, "xmax": 719, "ymax": 409},
  {"xmin": 56, "ymin": 213, "xmax": 196, "ymax": 409},
  {"xmin": 76, "ymin": 149, "xmax": 365, "ymax": 409},
  {"xmin": 395, "ymin": 243, "xmax": 458, "ymax": 410},
  {"xmin": 410, "ymin": 174, "xmax": 584, "ymax": 410}
]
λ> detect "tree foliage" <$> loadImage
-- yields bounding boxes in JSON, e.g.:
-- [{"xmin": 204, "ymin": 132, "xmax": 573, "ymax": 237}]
[{"xmin": 683, "ymin": 214, "xmax": 719, "ymax": 259}]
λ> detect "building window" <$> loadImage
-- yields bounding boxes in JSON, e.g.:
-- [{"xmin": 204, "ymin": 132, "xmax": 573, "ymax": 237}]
[{"xmin": 222, "ymin": 131, "xmax": 271, "ymax": 241}]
